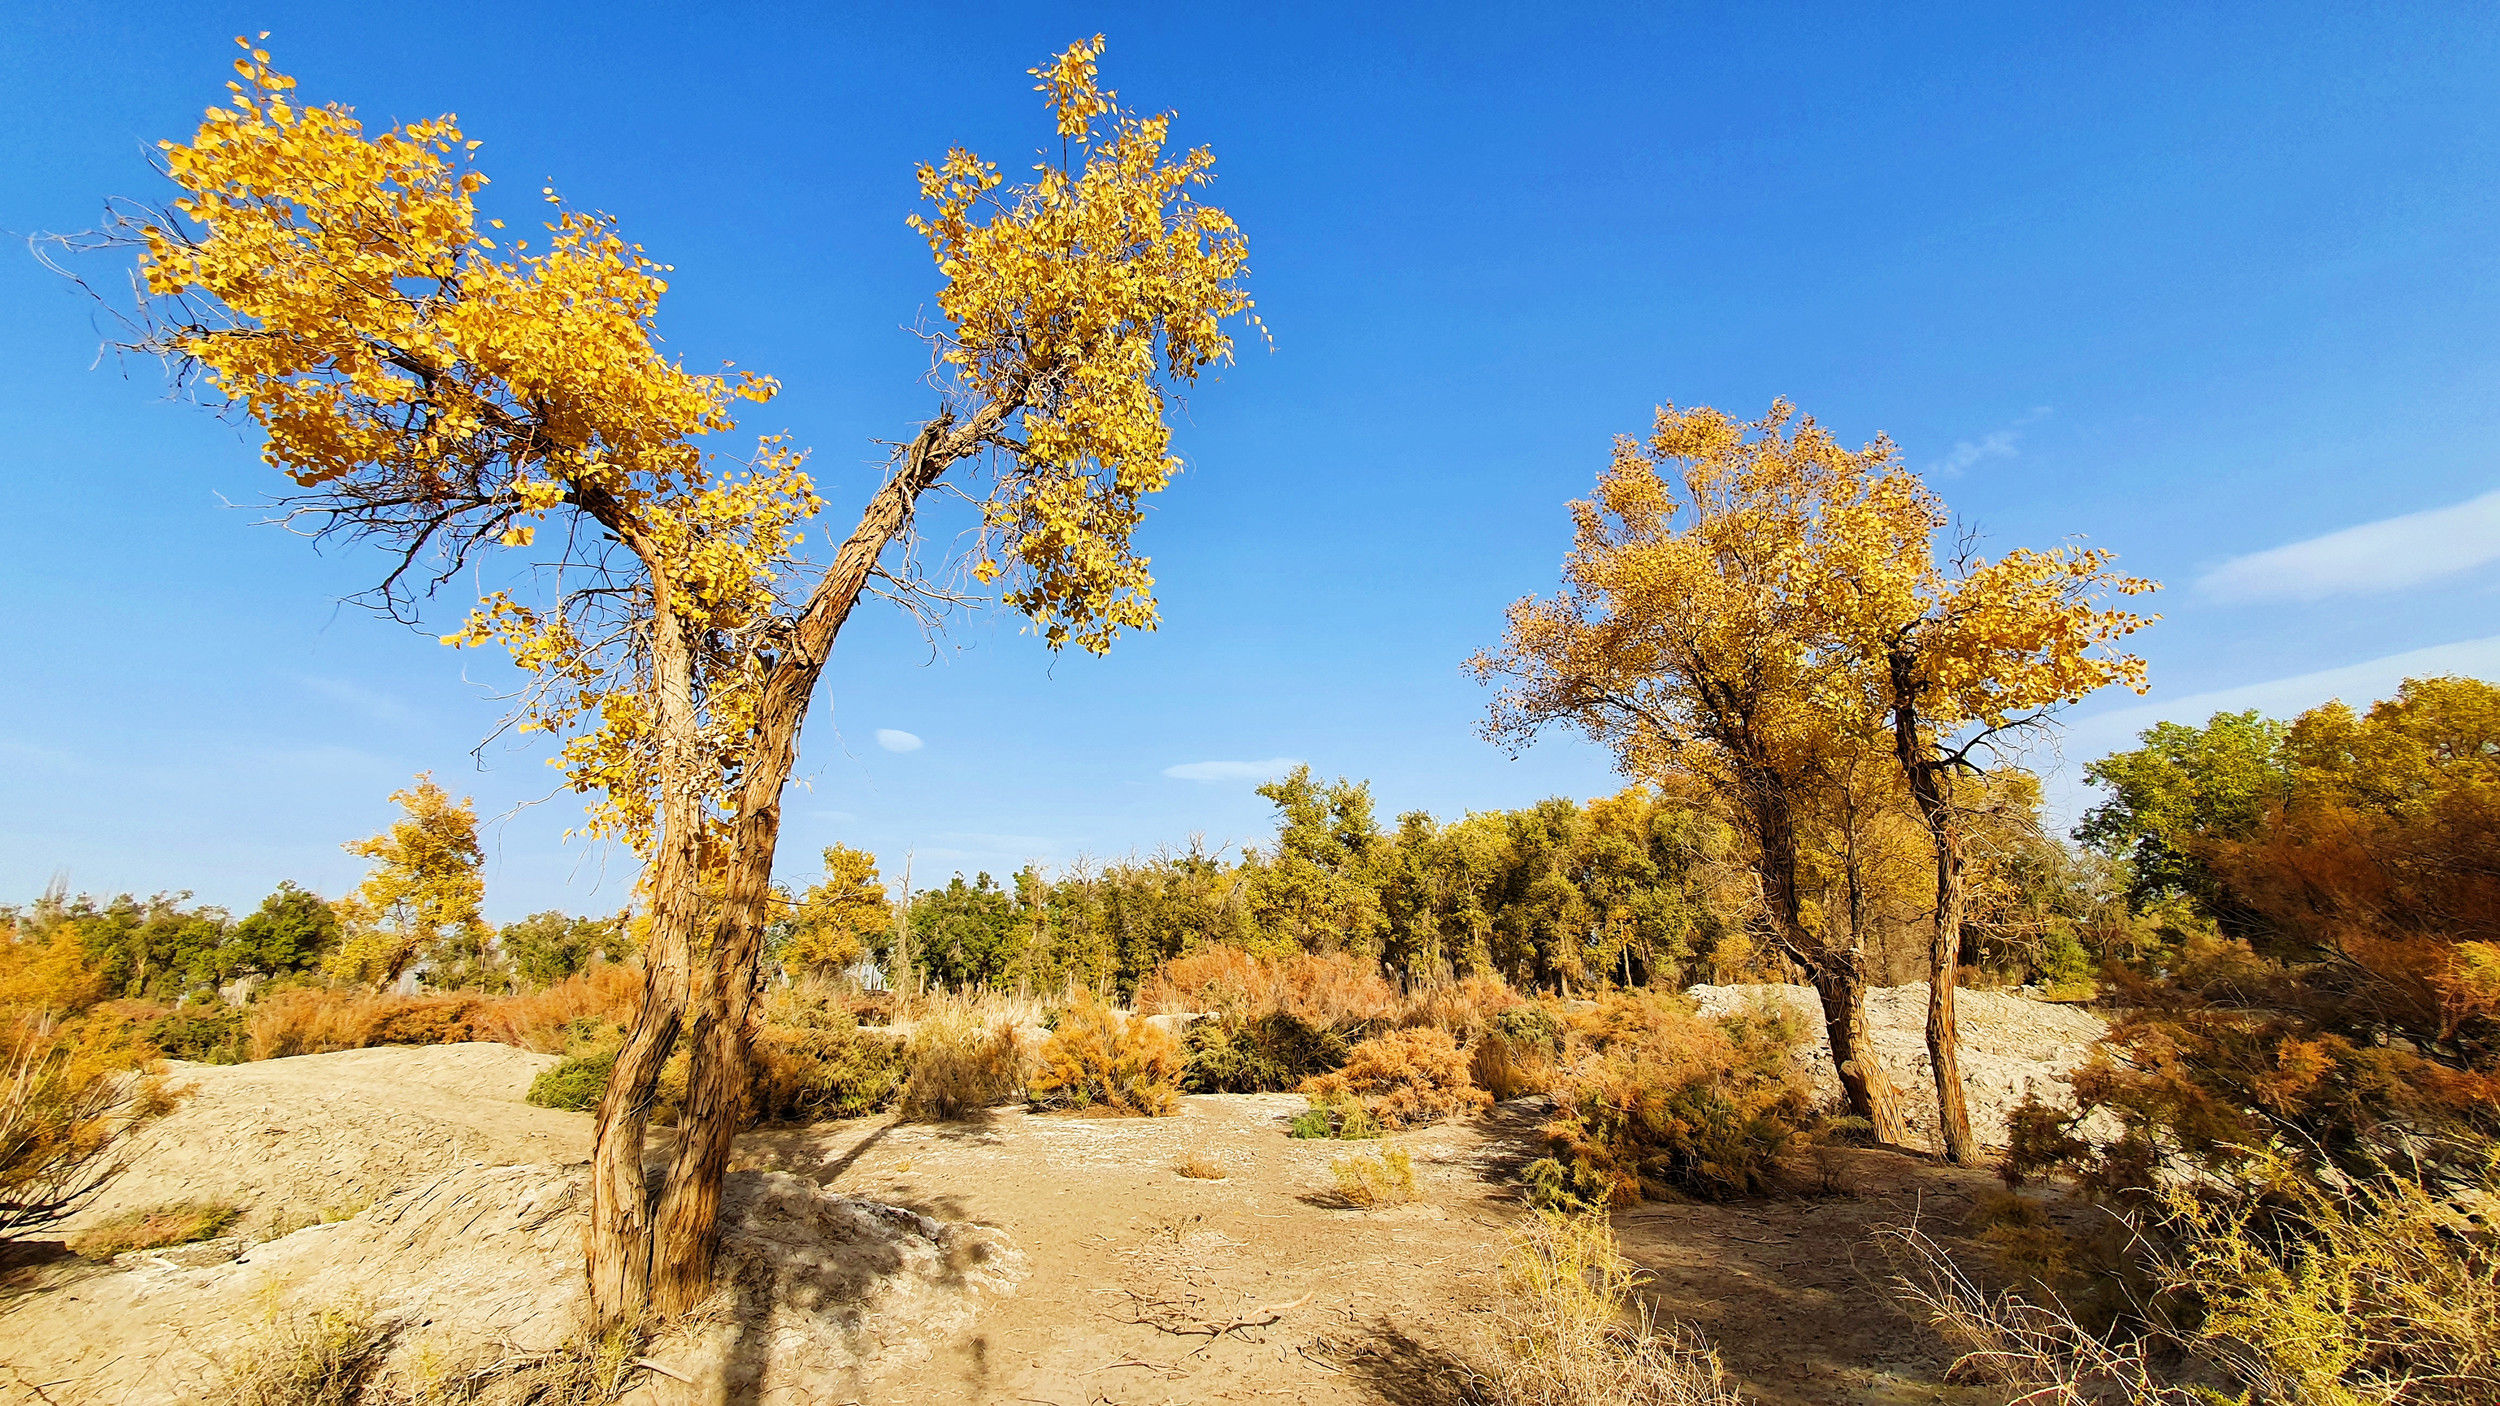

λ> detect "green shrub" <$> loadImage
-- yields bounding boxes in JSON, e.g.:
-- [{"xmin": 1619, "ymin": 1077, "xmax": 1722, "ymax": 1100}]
[
  {"xmin": 1183, "ymin": 1010, "xmax": 1346, "ymax": 1093},
  {"xmin": 1290, "ymin": 1094, "xmax": 1381, "ymax": 1140},
  {"xmin": 526, "ymin": 1049, "xmax": 616, "ymax": 1112},
  {"xmin": 749, "ymin": 1022, "xmax": 906, "ymax": 1122},
  {"xmin": 147, "ymin": 1004, "xmax": 252, "ymax": 1064}
]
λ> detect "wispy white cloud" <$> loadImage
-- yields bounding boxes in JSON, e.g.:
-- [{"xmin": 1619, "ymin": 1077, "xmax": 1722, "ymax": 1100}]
[
  {"xmin": 1162, "ymin": 757, "xmax": 1300, "ymax": 783},
  {"xmin": 2197, "ymin": 488, "xmax": 2500, "ymax": 603},
  {"xmin": 1929, "ymin": 406, "xmax": 2051, "ymax": 477},
  {"xmin": 874, "ymin": 728, "xmax": 923, "ymax": 754},
  {"xmin": 301, "ymin": 675, "xmax": 422, "ymax": 727},
  {"xmin": 2064, "ymin": 634, "xmax": 2500, "ymax": 766}
]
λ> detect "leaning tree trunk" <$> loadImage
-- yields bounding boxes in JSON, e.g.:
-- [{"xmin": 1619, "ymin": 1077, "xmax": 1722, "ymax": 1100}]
[
  {"xmin": 1737, "ymin": 761, "xmax": 1909, "ymax": 1146},
  {"xmin": 644, "ymin": 406, "xmax": 996, "ymax": 1312},
  {"xmin": 1889, "ymin": 651, "xmax": 1980, "ymax": 1166},
  {"xmin": 586, "ymin": 605, "xmax": 705, "ymax": 1320}
]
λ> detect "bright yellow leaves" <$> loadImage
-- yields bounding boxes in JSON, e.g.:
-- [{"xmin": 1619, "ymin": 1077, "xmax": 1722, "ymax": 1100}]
[
  {"xmin": 909, "ymin": 36, "xmax": 1255, "ymax": 652},
  {"xmin": 128, "ymin": 36, "xmax": 1254, "ymax": 862},
  {"xmin": 136, "ymin": 40, "xmax": 825, "ymax": 852},
  {"xmin": 1476, "ymin": 399, "xmax": 2158, "ymax": 788}
]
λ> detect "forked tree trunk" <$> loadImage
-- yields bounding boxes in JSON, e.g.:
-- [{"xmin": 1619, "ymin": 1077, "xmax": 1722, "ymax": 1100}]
[
  {"xmin": 1734, "ymin": 755, "xmax": 1909, "ymax": 1146},
  {"xmin": 638, "ymin": 405, "xmax": 1001, "ymax": 1314},
  {"xmin": 1805, "ymin": 959, "xmax": 1906, "ymax": 1142},
  {"xmin": 1889, "ymin": 649, "xmax": 1980, "ymax": 1166}
]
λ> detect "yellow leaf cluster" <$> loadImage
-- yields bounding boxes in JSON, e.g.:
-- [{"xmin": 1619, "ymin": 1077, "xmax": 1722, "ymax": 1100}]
[
  {"xmin": 139, "ymin": 40, "xmax": 825, "ymax": 853},
  {"xmin": 908, "ymin": 37, "xmax": 1255, "ymax": 652}
]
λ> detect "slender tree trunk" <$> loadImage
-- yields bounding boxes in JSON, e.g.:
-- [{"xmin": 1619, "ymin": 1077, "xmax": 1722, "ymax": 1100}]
[
  {"xmin": 1888, "ymin": 649, "xmax": 1980, "ymax": 1165},
  {"xmin": 586, "ymin": 606, "xmax": 704, "ymax": 1320},
  {"xmin": 1738, "ymin": 760, "xmax": 1908, "ymax": 1145}
]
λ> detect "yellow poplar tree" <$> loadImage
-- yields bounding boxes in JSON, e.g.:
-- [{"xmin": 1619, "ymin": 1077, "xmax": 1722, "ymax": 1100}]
[
  {"xmin": 779, "ymin": 845, "xmax": 889, "ymax": 978},
  {"xmin": 1815, "ymin": 474, "xmax": 2154, "ymax": 1163},
  {"xmin": 327, "ymin": 774, "xmax": 490, "ymax": 990},
  {"xmin": 1472, "ymin": 401, "xmax": 1915, "ymax": 1141},
  {"xmin": 93, "ymin": 35, "xmax": 1252, "ymax": 1316}
]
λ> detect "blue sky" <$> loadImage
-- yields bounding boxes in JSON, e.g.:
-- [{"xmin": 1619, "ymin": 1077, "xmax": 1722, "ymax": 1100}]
[{"xmin": 4, "ymin": 3, "xmax": 2497, "ymax": 919}]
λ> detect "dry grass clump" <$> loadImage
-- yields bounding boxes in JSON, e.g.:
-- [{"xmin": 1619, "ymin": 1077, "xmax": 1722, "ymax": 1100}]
[
  {"xmin": 898, "ymin": 994, "xmax": 1031, "ymax": 1121},
  {"xmin": 1027, "ymin": 991, "xmax": 1183, "ymax": 1116},
  {"xmin": 1300, "ymin": 1026, "xmax": 1491, "ymax": 1130},
  {"xmin": 68, "ymin": 1199, "xmax": 239, "ymax": 1259},
  {"xmin": 1878, "ymin": 1220, "xmax": 2184, "ymax": 1406},
  {"xmin": 213, "ymin": 1298, "xmax": 390, "ymax": 1406},
  {"xmin": 1883, "ymin": 1155, "xmax": 2500, "ymax": 1406},
  {"xmin": 1174, "ymin": 1148, "xmax": 1230, "ymax": 1179},
  {"xmin": 1472, "ymin": 1210, "xmax": 1744, "ymax": 1406},
  {"xmin": 1528, "ymin": 991, "xmax": 1810, "ymax": 1208},
  {"xmin": 1400, "ymin": 975, "xmax": 1523, "ymax": 1042},
  {"xmin": 248, "ymin": 967, "xmax": 643, "ymax": 1062},
  {"xmin": 1329, "ymin": 1148, "xmax": 1419, "ymax": 1208}
]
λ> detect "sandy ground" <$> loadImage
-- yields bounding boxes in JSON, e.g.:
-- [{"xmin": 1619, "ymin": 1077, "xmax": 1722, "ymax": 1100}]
[
  {"xmin": 1, "ymin": 985, "xmax": 2098, "ymax": 1405},
  {"xmin": 55, "ymin": 1042, "xmax": 584, "ymax": 1240},
  {"xmin": 1690, "ymin": 982, "xmax": 2109, "ymax": 1154}
]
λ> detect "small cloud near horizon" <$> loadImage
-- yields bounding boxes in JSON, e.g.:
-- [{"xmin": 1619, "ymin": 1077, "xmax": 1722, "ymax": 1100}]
[
  {"xmin": 874, "ymin": 729, "xmax": 923, "ymax": 753},
  {"xmin": 2198, "ymin": 488, "xmax": 2500, "ymax": 603},
  {"xmin": 1162, "ymin": 757, "xmax": 1301, "ymax": 783}
]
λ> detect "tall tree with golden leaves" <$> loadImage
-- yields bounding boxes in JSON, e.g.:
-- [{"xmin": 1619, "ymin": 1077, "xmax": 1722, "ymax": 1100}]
[
  {"xmin": 1472, "ymin": 401, "xmax": 1914, "ymax": 1142},
  {"xmin": 1813, "ymin": 454, "xmax": 2154, "ymax": 1164},
  {"xmin": 87, "ymin": 35, "xmax": 1252, "ymax": 1317},
  {"xmin": 779, "ymin": 845, "xmax": 890, "ymax": 978},
  {"xmin": 327, "ymin": 774, "xmax": 490, "ymax": 990}
]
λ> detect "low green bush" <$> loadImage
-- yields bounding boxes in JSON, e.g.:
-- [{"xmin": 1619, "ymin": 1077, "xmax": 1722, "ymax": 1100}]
[
  {"xmin": 148, "ymin": 1005, "xmax": 251, "ymax": 1064},
  {"xmin": 526, "ymin": 1049, "xmax": 616, "ymax": 1112},
  {"xmin": 1184, "ymin": 1010, "xmax": 1346, "ymax": 1093}
]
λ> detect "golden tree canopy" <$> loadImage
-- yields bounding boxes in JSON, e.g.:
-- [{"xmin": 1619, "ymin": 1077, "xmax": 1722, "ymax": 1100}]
[{"xmin": 122, "ymin": 36, "xmax": 1255, "ymax": 850}]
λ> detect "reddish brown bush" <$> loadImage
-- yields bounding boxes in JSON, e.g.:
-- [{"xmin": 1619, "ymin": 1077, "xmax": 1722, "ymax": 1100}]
[
  {"xmin": 1135, "ymin": 947, "xmax": 1396, "ymax": 1028},
  {"xmin": 1399, "ymin": 974, "xmax": 1523, "ymax": 1040},
  {"xmin": 1301, "ymin": 1026, "xmax": 1490, "ymax": 1129}
]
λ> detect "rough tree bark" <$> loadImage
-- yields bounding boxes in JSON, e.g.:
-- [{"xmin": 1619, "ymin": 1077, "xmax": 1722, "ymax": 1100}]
[
  {"xmin": 647, "ymin": 407, "xmax": 1002, "ymax": 1314},
  {"xmin": 1888, "ymin": 647, "xmax": 1980, "ymax": 1166},
  {"xmin": 586, "ymin": 598, "xmax": 705, "ymax": 1319},
  {"xmin": 1730, "ymin": 746, "xmax": 1909, "ymax": 1147}
]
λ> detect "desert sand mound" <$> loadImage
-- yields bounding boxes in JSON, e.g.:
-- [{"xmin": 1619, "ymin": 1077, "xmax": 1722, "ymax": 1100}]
[
  {"xmin": 55, "ymin": 1041, "xmax": 583, "ymax": 1241},
  {"xmin": 1687, "ymin": 981, "xmax": 2108, "ymax": 1152},
  {"xmin": 5, "ymin": 1161, "xmax": 1024, "ymax": 1404}
]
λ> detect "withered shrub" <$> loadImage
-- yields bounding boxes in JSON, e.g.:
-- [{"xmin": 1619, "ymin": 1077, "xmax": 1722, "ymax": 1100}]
[{"xmin": 1300, "ymin": 1025, "xmax": 1490, "ymax": 1130}]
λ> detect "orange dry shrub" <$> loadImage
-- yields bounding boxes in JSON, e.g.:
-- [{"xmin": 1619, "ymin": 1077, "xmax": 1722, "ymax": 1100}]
[
  {"xmin": 1, "ymin": 930, "xmax": 175, "ymax": 1236},
  {"xmin": 1028, "ymin": 991, "xmax": 1184, "ymax": 1116},
  {"xmin": 1399, "ymin": 974, "xmax": 1522, "ymax": 1041},
  {"xmin": 468, "ymin": 965, "xmax": 642, "ymax": 1051},
  {"xmin": 1301, "ymin": 1026, "xmax": 1491, "ymax": 1130},
  {"xmin": 1135, "ymin": 947, "xmax": 1396, "ymax": 1028},
  {"xmin": 247, "ymin": 965, "xmax": 642, "ymax": 1060},
  {"xmin": 1532, "ymin": 991, "xmax": 1811, "ymax": 1207}
]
